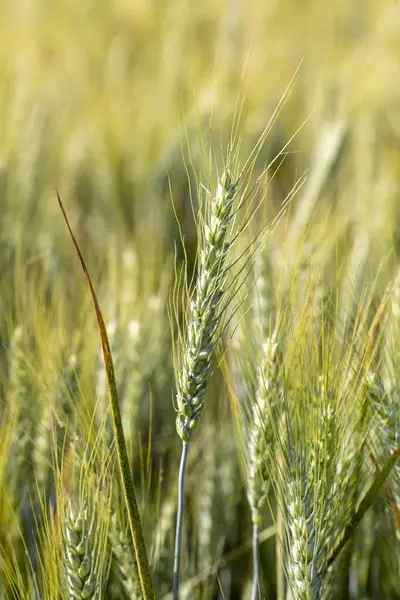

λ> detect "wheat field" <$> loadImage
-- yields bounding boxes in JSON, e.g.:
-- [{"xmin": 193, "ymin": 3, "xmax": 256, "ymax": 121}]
[{"xmin": 1, "ymin": 1, "xmax": 400, "ymax": 598}]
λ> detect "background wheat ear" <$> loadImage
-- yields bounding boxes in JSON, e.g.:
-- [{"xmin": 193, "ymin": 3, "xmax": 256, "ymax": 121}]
[
  {"xmin": 247, "ymin": 287, "xmax": 375, "ymax": 600},
  {"xmin": 246, "ymin": 334, "xmax": 282, "ymax": 600},
  {"xmin": 58, "ymin": 438, "xmax": 111, "ymax": 600},
  {"xmin": 108, "ymin": 511, "xmax": 142, "ymax": 599},
  {"xmin": 64, "ymin": 502, "xmax": 98, "ymax": 599}
]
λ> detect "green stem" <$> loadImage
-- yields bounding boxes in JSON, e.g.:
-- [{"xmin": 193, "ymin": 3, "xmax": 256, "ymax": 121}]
[
  {"xmin": 161, "ymin": 524, "xmax": 276, "ymax": 600},
  {"xmin": 173, "ymin": 441, "xmax": 190, "ymax": 599},
  {"xmin": 251, "ymin": 523, "xmax": 260, "ymax": 600}
]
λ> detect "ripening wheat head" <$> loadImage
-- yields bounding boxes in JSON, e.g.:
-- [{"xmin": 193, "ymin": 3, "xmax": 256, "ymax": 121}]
[
  {"xmin": 174, "ymin": 169, "xmax": 238, "ymax": 442},
  {"xmin": 265, "ymin": 296, "xmax": 371, "ymax": 600},
  {"xmin": 247, "ymin": 333, "xmax": 282, "ymax": 526},
  {"xmin": 58, "ymin": 426, "xmax": 111, "ymax": 600},
  {"xmin": 173, "ymin": 130, "xmax": 301, "ymax": 444}
]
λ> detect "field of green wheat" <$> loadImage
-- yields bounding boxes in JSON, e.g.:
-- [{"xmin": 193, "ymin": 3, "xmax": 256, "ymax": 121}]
[{"xmin": 1, "ymin": 1, "xmax": 400, "ymax": 599}]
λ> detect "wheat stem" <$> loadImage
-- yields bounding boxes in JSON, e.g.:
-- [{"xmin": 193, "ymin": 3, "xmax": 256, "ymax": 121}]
[
  {"xmin": 251, "ymin": 523, "xmax": 260, "ymax": 600},
  {"xmin": 173, "ymin": 440, "xmax": 190, "ymax": 600}
]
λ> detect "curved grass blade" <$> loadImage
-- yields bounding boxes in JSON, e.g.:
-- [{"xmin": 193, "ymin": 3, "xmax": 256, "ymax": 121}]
[
  {"xmin": 328, "ymin": 448, "xmax": 400, "ymax": 568},
  {"xmin": 369, "ymin": 449, "xmax": 400, "ymax": 533},
  {"xmin": 57, "ymin": 193, "xmax": 155, "ymax": 599}
]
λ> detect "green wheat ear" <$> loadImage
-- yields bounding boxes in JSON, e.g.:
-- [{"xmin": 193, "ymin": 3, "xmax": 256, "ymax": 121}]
[
  {"xmin": 175, "ymin": 170, "xmax": 237, "ymax": 443},
  {"xmin": 64, "ymin": 503, "xmax": 98, "ymax": 599},
  {"xmin": 109, "ymin": 513, "xmax": 142, "ymax": 599},
  {"xmin": 247, "ymin": 334, "xmax": 282, "ymax": 526}
]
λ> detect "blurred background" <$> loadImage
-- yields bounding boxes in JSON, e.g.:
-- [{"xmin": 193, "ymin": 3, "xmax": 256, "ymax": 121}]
[
  {"xmin": 1, "ymin": 0, "xmax": 400, "ymax": 260},
  {"xmin": 1, "ymin": 1, "xmax": 400, "ymax": 598}
]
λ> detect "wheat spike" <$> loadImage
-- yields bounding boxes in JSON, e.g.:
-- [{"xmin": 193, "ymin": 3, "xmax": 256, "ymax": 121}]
[
  {"xmin": 247, "ymin": 334, "xmax": 281, "ymax": 526},
  {"xmin": 109, "ymin": 513, "xmax": 141, "ymax": 599},
  {"xmin": 64, "ymin": 503, "xmax": 98, "ymax": 600},
  {"xmin": 175, "ymin": 170, "xmax": 237, "ymax": 442}
]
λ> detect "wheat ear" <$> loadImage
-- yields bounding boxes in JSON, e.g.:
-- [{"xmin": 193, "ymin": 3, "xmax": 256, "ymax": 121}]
[
  {"xmin": 175, "ymin": 170, "xmax": 237, "ymax": 442},
  {"xmin": 247, "ymin": 334, "xmax": 281, "ymax": 600},
  {"xmin": 173, "ymin": 170, "xmax": 238, "ymax": 599},
  {"xmin": 109, "ymin": 513, "xmax": 141, "ymax": 599},
  {"xmin": 64, "ymin": 503, "xmax": 98, "ymax": 600},
  {"xmin": 365, "ymin": 371, "xmax": 400, "ymax": 522}
]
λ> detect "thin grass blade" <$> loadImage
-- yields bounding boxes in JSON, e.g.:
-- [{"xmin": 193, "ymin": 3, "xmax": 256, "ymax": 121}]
[{"xmin": 57, "ymin": 193, "xmax": 155, "ymax": 599}]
